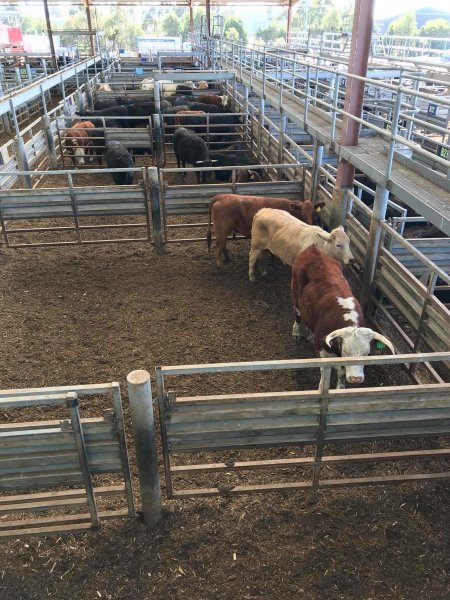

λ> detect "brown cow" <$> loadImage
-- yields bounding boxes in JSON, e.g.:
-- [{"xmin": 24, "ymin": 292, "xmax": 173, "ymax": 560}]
[
  {"xmin": 64, "ymin": 121, "xmax": 95, "ymax": 166},
  {"xmin": 207, "ymin": 193, "xmax": 325, "ymax": 269},
  {"xmin": 291, "ymin": 246, "xmax": 395, "ymax": 388},
  {"xmin": 198, "ymin": 94, "xmax": 229, "ymax": 108}
]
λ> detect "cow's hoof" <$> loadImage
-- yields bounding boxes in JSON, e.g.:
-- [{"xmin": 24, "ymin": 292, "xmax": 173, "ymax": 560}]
[{"xmin": 249, "ymin": 275, "xmax": 256, "ymax": 282}]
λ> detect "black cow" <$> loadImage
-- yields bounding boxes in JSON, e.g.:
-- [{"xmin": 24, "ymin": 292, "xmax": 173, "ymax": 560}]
[
  {"xmin": 126, "ymin": 102, "xmax": 156, "ymax": 127},
  {"xmin": 104, "ymin": 141, "xmax": 134, "ymax": 185},
  {"xmin": 88, "ymin": 128, "xmax": 106, "ymax": 165},
  {"xmin": 78, "ymin": 105, "xmax": 129, "ymax": 128},
  {"xmin": 210, "ymin": 152, "xmax": 265, "ymax": 182},
  {"xmin": 172, "ymin": 127, "xmax": 215, "ymax": 184},
  {"xmin": 94, "ymin": 98, "xmax": 122, "ymax": 110},
  {"xmin": 186, "ymin": 102, "xmax": 224, "ymax": 113},
  {"xmin": 176, "ymin": 84, "xmax": 193, "ymax": 95}
]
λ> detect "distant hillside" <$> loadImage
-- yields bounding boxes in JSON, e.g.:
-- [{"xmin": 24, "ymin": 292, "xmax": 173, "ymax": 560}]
[{"xmin": 376, "ymin": 6, "xmax": 450, "ymax": 32}]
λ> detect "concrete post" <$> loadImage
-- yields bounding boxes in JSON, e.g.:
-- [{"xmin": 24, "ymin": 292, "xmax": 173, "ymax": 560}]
[
  {"xmin": 43, "ymin": 116, "xmax": 58, "ymax": 169},
  {"xmin": 14, "ymin": 136, "xmax": 33, "ymax": 189},
  {"xmin": 310, "ymin": 139, "xmax": 324, "ymax": 202},
  {"xmin": 127, "ymin": 370, "xmax": 162, "ymax": 526}
]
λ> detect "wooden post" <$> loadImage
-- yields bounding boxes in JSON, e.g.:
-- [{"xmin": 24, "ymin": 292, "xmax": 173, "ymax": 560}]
[
  {"xmin": 127, "ymin": 370, "xmax": 162, "ymax": 526},
  {"xmin": 42, "ymin": 116, "xmax": 58, "ymax": 168},
  {"xmin": 43, "ymin": 0, "xmax": 58, "ymax": 70},
  {"xmin": 14, "ymin": 136, "xmax": 32, "ymax": 189}
]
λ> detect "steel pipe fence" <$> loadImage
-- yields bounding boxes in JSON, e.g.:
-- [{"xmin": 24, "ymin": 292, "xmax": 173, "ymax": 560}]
[
  {"xmin": 155, "ymin": 352, "xmax": 450, "ymax": 499},
  {"xmin": 0, "ymin": 382, "xmax": 135, "ymax": 539},
  {"xmin": 193, "ymin": 36, "xmax": 450, "ymax": 180}
]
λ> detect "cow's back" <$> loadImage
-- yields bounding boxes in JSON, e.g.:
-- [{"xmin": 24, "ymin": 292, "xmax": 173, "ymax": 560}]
[
  {"xmin": 292, "ymin": 247, "xmax": 362, "ymax": 343},
  {"xmin": 252, "ymin": 208, "xmax": 322, "ymax": 266}
]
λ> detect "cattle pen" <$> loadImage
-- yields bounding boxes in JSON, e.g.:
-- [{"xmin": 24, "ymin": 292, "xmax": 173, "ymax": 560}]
[{"xmin": 0, "ymin": 3, "xmax": 450, "ymax": 599}]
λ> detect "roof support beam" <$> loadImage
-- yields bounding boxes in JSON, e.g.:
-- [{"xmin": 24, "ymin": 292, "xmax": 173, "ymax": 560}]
[
  {"xmin": 331, "ymin": 0, "xmax": 374, "ymax": 227},
  {"xmin": 286, "ymin": 0, "xmax": 294, "ymax": 45},
  {"xmin": 205, "ymin": 0, "xmax": 211, "ymax": 37},
  {"xmin": 84, "ymin": 0, "xmax": 96, "ymax": 56},
  {"xmin": 189, "ymin": 1, "xmax": 194, "ymax": 35},
  {"xmin": 43, "ymin": 0, "xmax": 57, "ymax": 70}
]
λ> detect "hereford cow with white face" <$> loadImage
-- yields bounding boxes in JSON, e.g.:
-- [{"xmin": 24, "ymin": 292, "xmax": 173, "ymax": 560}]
[
  {"xmin": 249, "ymin": 208, "xmax": 354, "ymax": 281},
  {"xmin": 291, "ymin": 246, "xmax": 395, "ymax": 389}
]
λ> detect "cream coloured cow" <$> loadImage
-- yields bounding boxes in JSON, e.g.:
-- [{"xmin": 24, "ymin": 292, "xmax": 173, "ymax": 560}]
[{"xmin": 248, "ymin": 208, "xmax": 354, "ymax": 281}]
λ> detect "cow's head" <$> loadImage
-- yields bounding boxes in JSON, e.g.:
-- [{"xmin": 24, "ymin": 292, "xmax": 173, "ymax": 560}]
[
  {"xmin": 73, "ymin": 146, "xmax": 86, "ymax": 165},
  {"xmin": 289, "ymin": 200, "xmax": 326, "ymax": 225},
  {"xmin": 324, "ymin": 226, "xmax": 354, "ymax": 264},
  {"xmin": 219, "ymin": 95, "xmax": 230, "ymax": 108},
  {"xmin": 325, "ymin": 327, "xmax": 395, "ymax": 385},
  {"xmin": 313, "ymin": 202, "xmax": 325, "ymax": 225},
  {"xmin": 195, "ymin": 159, "xmax": 218, "ymax": 182}
]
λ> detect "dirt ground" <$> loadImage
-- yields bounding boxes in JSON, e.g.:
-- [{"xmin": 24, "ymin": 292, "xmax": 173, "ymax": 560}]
[{"xmin": 0, "ymin": 223, "xmax": 449, "ymax": 600}]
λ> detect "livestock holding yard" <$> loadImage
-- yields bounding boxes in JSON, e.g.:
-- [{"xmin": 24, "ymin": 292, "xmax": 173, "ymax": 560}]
[{"xmin": 0, "ymin": 12, "xmax": 450, "ymax": 600}]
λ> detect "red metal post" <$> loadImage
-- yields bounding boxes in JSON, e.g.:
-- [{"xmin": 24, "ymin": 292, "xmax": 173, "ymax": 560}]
[
  {"xmin": 286, "ymin": 0, "xmax": 294, "ymax": 45},
  {"xmin": 331, "ymin": 0, "xmax": 374, "ymax": 225},
  {"xmin": 43, "ymin": 0, "xmax": 57, "ymax": 70},
  {"xmin": 189, "ymin": 1, "xmax": 194, "ymax": 35},
  {"xmin": 205, "ymin": 0, "xmax": 211, "ymax": 37}
]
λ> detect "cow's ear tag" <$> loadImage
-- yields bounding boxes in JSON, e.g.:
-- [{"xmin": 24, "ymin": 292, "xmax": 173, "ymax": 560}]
[
  {"xmin": 376, "ymin": 341, "xmax": 385, "ymax": 349},
  {"xmin": 316, "ymin": 207, "xmax": 321, "ymax": 212}
]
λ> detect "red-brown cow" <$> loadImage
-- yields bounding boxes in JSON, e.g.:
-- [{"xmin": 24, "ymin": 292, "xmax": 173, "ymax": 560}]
[
  {"xmin": 198, "ymin": 94, "xmax": 229, "ymax": 108},
  {"xmin": 207, "ymin": 193, "xmax": 324, "ymax": 269},
  {"xmin": 64, "ymin": 121, "xmax": 95, "ymax": 165},
  {"xmin": 291, "ymin": 246, "xmax": 395, "ymax": 389}
]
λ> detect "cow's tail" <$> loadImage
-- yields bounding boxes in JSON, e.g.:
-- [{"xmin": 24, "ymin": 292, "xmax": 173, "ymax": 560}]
[{"xmin": 207, "ymin": 197, "xmax": 216, "ymax": 251}]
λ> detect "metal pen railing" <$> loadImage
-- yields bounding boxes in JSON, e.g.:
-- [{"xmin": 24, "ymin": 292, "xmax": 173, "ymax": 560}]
[{"xmin": 195, "ymin": 36, "xmax": 450, "ymax": 181}]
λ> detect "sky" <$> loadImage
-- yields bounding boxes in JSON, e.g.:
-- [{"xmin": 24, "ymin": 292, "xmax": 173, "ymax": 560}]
[{"xmin": 373, "ymin": 0, "xmax": 450, "ymax": 18}]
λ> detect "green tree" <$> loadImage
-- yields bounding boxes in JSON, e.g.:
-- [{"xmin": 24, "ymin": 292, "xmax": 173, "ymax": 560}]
[
  {"xmin": 321, "ymin": 7, "xmax": 343, "ymax": 32},
  {"xmin": 223, "ymin": 17, "xmax": 247, "ymax": 42},
  {"xmin": 20, "ymin": 16, "xmax": 46, "ymax": 34},
  {"xmin": 180, "ymin": 9, "xmax": 203, "ymax": 41},
  {"xmin": 420, "ymin": 18, "xmax": 450, "ymax": 38},
  {"xmin": 256, "ymin": 24, "xmax": 286, "ymax": 45},
  {"xmin": 102, "ymin": 8, "xmax": 143, "ymax": 51},
  {"xmin": 296, "ymin": 0, "xmax": 328, "ymax": 31},
  {"xmin": 388, "ymin": 12, "xmax": 418, "ymax": 36},
  {"xmin": 162, "ymin": 12, "xmax": 181, "ymax": 37},
  {"xmin": 225, "ymin": 27, "xmax": 239, "ymax": 41}
]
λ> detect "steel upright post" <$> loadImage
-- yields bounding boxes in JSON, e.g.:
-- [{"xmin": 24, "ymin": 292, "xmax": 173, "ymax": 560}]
[
  {"xmin": 360, "ymin": 183, "xmax": 389, "ymax": 309},
  {"xmin": 127, "ymin": 370, "xmax": 162, "ymax": 526}
]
